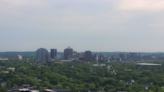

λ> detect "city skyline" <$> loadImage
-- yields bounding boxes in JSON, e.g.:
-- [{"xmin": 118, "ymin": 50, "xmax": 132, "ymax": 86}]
[{"xmin": 1, "ymin": 0, "xmax": 164, "ymax": 52}]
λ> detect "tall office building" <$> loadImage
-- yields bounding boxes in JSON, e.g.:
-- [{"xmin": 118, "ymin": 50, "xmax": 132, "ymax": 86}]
[
  {"xmin": 36, "ymin": 48, "xmax": 49, "ymax": 62},
  {"xmin": 84, "ymin": 51, "xmax": 92, "ymax": 62},
  {"xmin": 64, "ymin": 46, "xmax": 73, "ymax": 60},
  {"xmin": 51, "ymin": 49, "xmax": 57, "ymax": 59}
]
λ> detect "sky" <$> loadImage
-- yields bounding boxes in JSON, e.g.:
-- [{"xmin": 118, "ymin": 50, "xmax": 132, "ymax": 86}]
[{"xmin": 0, "ymin": 0, "xmax": 164, "ymax": 52}]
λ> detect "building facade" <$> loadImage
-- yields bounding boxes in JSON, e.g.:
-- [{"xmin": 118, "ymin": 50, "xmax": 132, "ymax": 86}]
[
  {"xmin": 17, "ymin": 55, "xmax": 22, "ymax": 60},
  {"xmin": 98, "ymin": 54, "xmax": 106, "ymax": 63},
  {"xmin": 64, "ymin": 47, "xmax": 73, "ymax": 60},
  {"xmin": 36, "ymin": 48, "xmax": 49, "ymax": 62},
  {"xmin": 84, "ymin": 51, "xmax": 92, "ymax": 62},
  {"xmin": 50, "ymin": 49, "xmax": 57, "ymax": 59}
]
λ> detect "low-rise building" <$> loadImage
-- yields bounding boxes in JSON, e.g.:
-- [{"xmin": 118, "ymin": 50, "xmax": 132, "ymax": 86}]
[
  {"xmin": 0, "ymin": 82, "xmax": 6, "ymax": 87},
  {"xmin": 44, "ymin": 89, "xmax": 55, "ymax": 92},
  {"xmin": 0, "ymin": 57, "xmax": 9, "ymax": 61},
  {"xmin": 54, "ymin": 89, "xmax": 72, "ymax": 92},
  {"xmin": 0, "ymin": 71, "xmax": 9, "ymax": 73},
  {"xmin": 92, "ymin": 64, "xmax": 106, "ymax": 67},
  {"xmin": 54, "ymin": 62, "xmax": 64, "ymax": 64},
  {"xmin": 18, "ymin": 88, "xmax": 29, "ymax": 92},
  {"xmin": 31, "ymin": 90, "xmax": 39, "ymax": 92},
  {"xmin": 61, "ymin": 60, "xmax": 72, "ymax": 63},
  {"xmin": 7, "ymin": 67, "xmax": 15, "ymax": 72}
]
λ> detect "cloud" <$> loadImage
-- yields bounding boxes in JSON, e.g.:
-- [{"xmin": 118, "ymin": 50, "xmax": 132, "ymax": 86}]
[
  {"xmin": 0, "ymin": 0, "xmax": 47, "ymax": 15},
  {"xmin": 117, "ymin": 0, "xmax": 164, "ymax": 12},
  {"xmin": 1, "ymin": 0, "xmax": 164, "ymax": 52},
  {"xmin": 148, "ymin": 24, "xmax": 164, "ymax": 27},
  {"xmin": 0, "ymin": 0, "xmax": 46, "ymax": 7},
  {"xmin": 90, "ymin": 24, "xmax": 110, "ymax": 30}
]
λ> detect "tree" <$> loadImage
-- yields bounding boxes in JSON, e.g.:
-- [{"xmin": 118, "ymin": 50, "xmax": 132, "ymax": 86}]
[
  {"xmin": 42, "ymin": 77, "xmax": 50, "ymax": 82},
  {"xmin": 0, "ymin": 87, "xmax": 8, "ymax": 92},
  {"xmin": 42, "ymin": 81, "xmax": 52, "ymax": 88},
  {"xmin": 21, "ymin": 78, "xmax": 26, "ymax": 84},
  {"xmin": 56, "ymin": 84, "xmax": 63, "ymax": 89},
  {"xmin": 104, "ymin": 84, "xmax": 114, "ymax": 91},
  {"xmin": 65, "ymin": 86, "xmax": 69, "ymax": 89},
  {"xmin": 117, "ymin": 82, "xmax": 126, "ymax": 88},
  {"xmin": 124, "ymin": 75, "xmax": 132, "ymax": 81},
  {"xmin": 89, "ymin": 83, "xmax": 96, "ymax": 89},
  {"xmin": 6, "ymin": 81, "xmax": 12, "ymax": 88},
  {"xmin": 148, "ymin": 85, "xmax": 156, "ymax": 92},
  {"xmin": 138, "ymin": 77, "xmax": 147, "ymax": 84},
  {"xmin": 149, "ymin": 77, "xmax": 157, "ymax": 83},
  {"xmin": 148, "ymin": 90, "xmax": 154, "ymax": 92}
]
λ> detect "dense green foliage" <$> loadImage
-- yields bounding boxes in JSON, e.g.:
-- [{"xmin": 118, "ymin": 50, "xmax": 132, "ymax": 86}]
[{"xmin": 1, "ymin": 61, "xmax": 164, "ymax": 92}]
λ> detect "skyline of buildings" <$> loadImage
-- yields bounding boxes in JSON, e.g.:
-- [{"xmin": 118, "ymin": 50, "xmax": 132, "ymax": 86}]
[
  {"xmin": 0, "ymin": 46, "xmax": 161, "ymax": 63},
  {"xmin": 34, "ymin": 46, "xmax": 159, "ymax": 63}
]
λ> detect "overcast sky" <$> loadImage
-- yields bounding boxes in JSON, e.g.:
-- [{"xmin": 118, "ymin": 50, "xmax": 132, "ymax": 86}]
[{"xmin": 0, "ymin": 0, "xmax": 164, "ymax": 52}]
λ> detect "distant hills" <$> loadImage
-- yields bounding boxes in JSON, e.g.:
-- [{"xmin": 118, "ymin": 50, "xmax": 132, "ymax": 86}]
[{"xmin": 0, "ymin": 51, "xmax": 164, "ymax": 57}]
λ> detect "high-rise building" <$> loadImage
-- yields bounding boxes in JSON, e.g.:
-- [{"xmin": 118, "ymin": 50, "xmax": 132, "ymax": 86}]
[
  {"xmin": 36, "ymin": 48, "xmax": 49, "ymax": 62},
  {"xmin": 69, "ymin": 51, "xmax": 78, "ymax": 60},
  {"xmin": 84, "ymin": 51, "xmax": 92, "ymax": 62},
  {"xmin": 51, "ymin": 49, "xmax": 57, "ymax": 59},
  {"xmin": 79, "ymin": 53, "xmax": 84, "ymax": 60},
  {"xmin": 64, "ymin": 46, "xmax": 73, "ymax": 60},
  {"xmin": 98, "ymin": 54, "xmax": 106, "ymax": 63},
  {"xmin": 111, "ymin": 55, "xmax": 116, "ymax": 60},
  {"xmin": 118, "ymin": 53, "xmax": 125, "ymax": 60},
  {"xmin": 45, "ymin": 54, "xmax": 50, "ymax": 62},
  {"xmin": 17, "ymin": 55, "xmax": 22, "ymax": 60}
]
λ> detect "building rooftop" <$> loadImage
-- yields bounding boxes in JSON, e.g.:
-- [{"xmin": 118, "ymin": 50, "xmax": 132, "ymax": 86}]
[
  {"xmin": 8, "ymin": 67, "xmax": 15, "ymax": 69},
  {"xmin": 0, "ymin": 57, "xmax": 9, "ymax": 61},
  {"xmin": 54, "ymin": 89, "xmax": 71, "ymax": 91},
  {"xmin": 61, "ymin": 60, "xmax": 72, "ymax": 62},
  {"xmin": 44, "ymin": 89, "xmax": 55, "ymax": 92},
  {"xmin": 18, "ymin": 88, "xmax": 29, "ymax": 91},
  {"xmin": 136, "ymin": 63, "xmax": 161, "ymax": 66},
  {"xmin": 31, "ymin": 90, "xmax": 39, "ymax": 92}
]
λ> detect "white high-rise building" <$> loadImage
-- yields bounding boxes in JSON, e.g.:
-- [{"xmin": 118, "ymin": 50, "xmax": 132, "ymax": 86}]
[
  {"xmin": 17, "ymin": 55, "xmax": 22, "ymax": 60},
  {"xmin": 36, "ymin": 48, "xmax": 49, "ymax": 62}
]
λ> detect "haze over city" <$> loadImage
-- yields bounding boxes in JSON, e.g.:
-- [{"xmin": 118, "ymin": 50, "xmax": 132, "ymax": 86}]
[{"xmin": 1, "ymin": 0, "xmax": 164, "ymax": 52}]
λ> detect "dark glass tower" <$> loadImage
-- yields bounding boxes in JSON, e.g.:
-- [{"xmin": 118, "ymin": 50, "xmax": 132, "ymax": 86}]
[{"xmin": 51, "ymin": 49, "xmax": 57, "ymax": 59}]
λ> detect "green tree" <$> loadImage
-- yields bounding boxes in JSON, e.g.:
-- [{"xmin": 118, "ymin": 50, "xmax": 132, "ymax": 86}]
[
  {"xmin": 42, "ymin": 81, "xmax": 52, "ymax": 88},
  {"xmin": 138, "ymin": 77, "xmax": 147, "ymax": 84},
  {"xmin": 89, "ymin": 83, "xmax": 96, "ymax": 89},
  {"xmin": 148, "ymin": 85, "xmax": 156, "ymax": 92},
  {"xmin": 42, "ymin": 77, "xmax": 50, "ymax": 82},
  {"xmin": 0, "ymin": 87, "xmax": 8, "ymax": 92},
  {"xmin": 56, "ymin": 84, "xmax": 63, "ymax": 89},
  {"xmin": 6, "ymin": 81, "xmax": 12, "ymax": 88}
]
